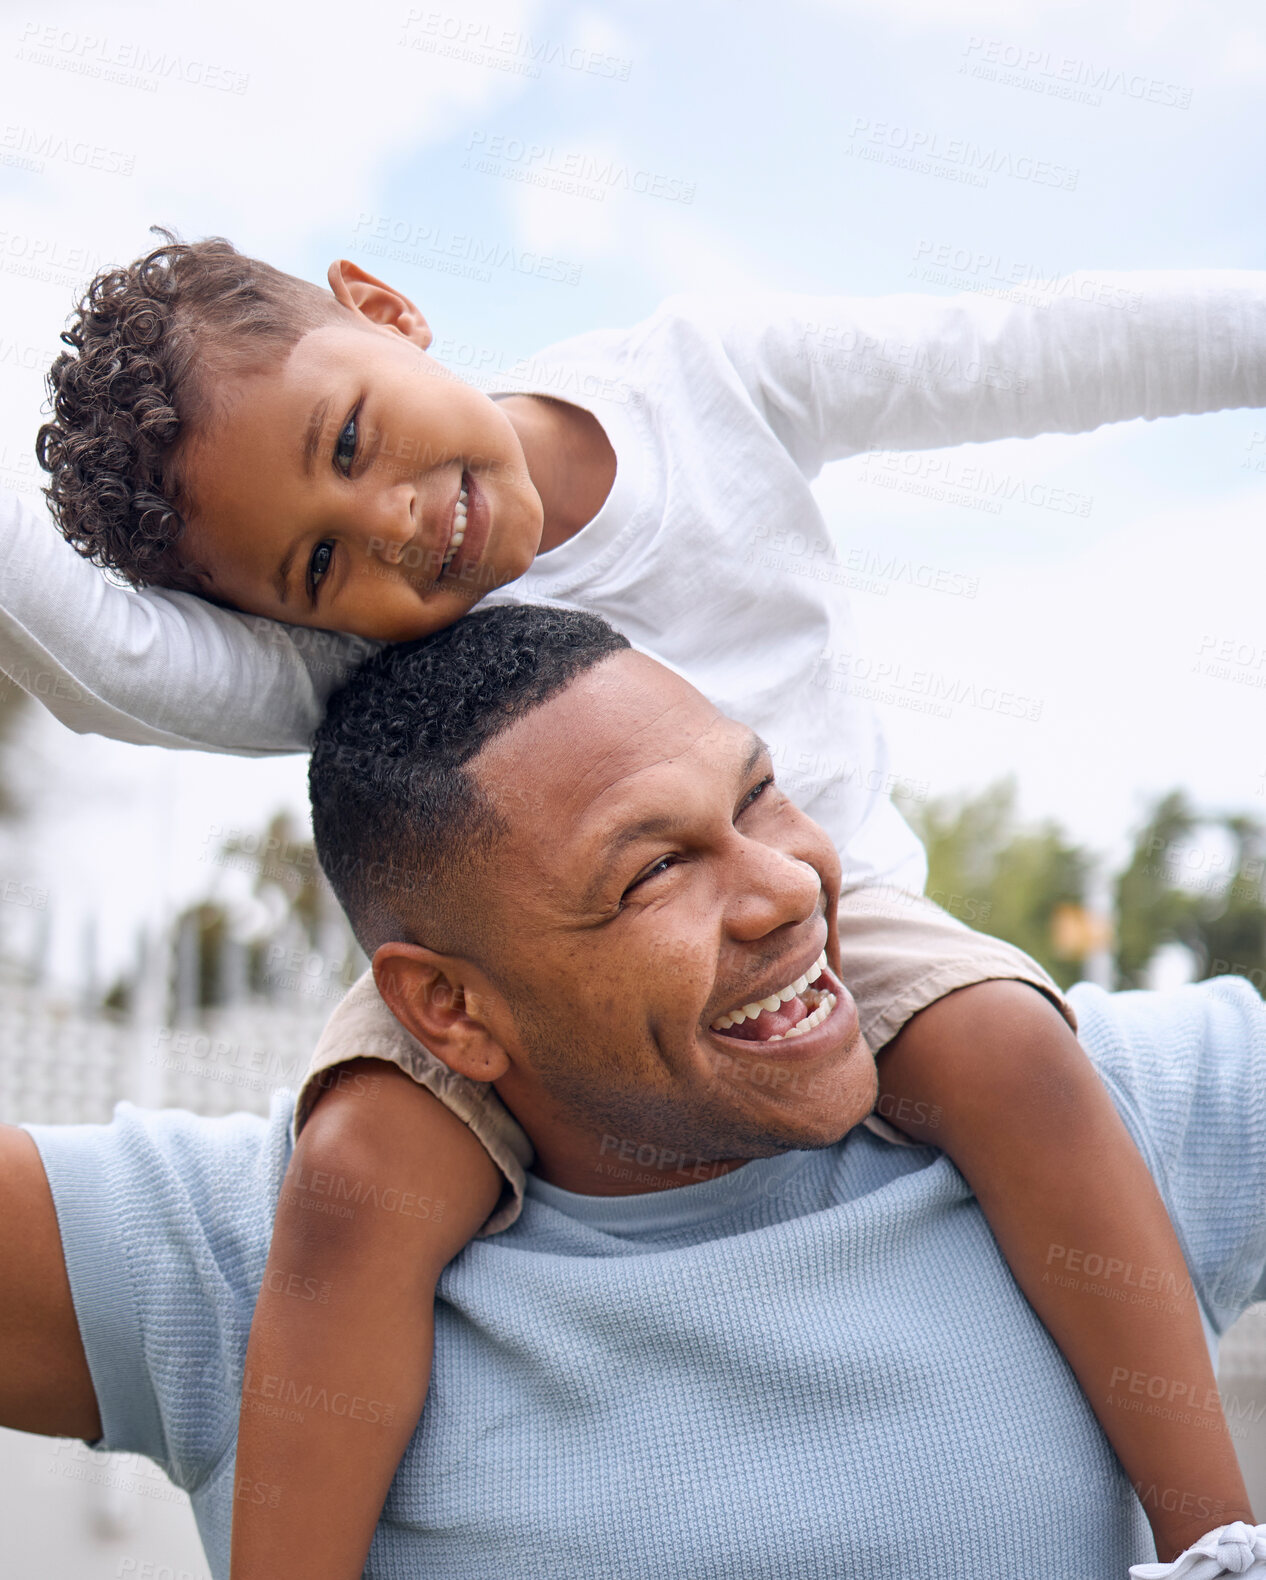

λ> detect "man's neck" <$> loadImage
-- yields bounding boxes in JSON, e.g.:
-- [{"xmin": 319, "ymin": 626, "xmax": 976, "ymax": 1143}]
[
  {"xmin": 498, "ymin": 394, "xmax": 617, "ymax": 555},
  {"xmin": 538, "ymin": 1141, "xmax": 752, "ymax": 1198},
  {"xmin": 497, "ymin": 1078, "xmax": 757, "ymax": 1197}
]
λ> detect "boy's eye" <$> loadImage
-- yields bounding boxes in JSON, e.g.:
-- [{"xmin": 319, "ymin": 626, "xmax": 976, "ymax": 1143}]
[
  {"xmin": 334, "ymin": 413, "xmax": 358, "ymax": 475},
  {"xmin": 308, "ymin": 541, "xmax": 334, "ymax": 596}
]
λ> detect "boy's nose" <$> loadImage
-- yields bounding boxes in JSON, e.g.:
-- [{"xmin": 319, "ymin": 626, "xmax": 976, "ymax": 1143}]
[{"xmin": 369, "ymin": 494, "xmax": 417, "ymax": 564}]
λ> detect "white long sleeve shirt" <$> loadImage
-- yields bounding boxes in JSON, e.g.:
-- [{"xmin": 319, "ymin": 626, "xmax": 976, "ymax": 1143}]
[{"xmin": 4, "ymin": 272, "xmax": 1265, "ymax": 886}]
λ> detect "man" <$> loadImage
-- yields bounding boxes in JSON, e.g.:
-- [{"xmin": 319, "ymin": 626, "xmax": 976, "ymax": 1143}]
[{"xmin": 2, "ymin": 605, "xmax": 1265, "ymax": 1579}]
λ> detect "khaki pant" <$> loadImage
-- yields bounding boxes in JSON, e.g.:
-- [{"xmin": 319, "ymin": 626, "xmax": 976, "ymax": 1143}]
[{"xmin": 296, "ymin": 888, "xmax": 1072, "ymax": 1236}]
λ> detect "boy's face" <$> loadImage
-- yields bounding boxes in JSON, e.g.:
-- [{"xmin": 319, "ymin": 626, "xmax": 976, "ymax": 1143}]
[{"xmin": 178, "ymin": 271, "xmax": 545, "ymax": 642}]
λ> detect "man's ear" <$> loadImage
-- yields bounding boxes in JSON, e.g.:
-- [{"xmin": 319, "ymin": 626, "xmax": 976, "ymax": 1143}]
[
  {"xmin": 327, "ymin": 259, "xmax": 433, "ymax": 350},
  {"xmin": 371, "ymin": 942, "xmax": 509, "ymax": 1082}
]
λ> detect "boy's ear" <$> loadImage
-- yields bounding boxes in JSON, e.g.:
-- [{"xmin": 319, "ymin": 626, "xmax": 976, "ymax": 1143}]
[
  {"xmin": 327, "ymin": 260, "xmax": 433, "ymax": 350},
  {"xmin": 371, "ymin": 942, "xmax": 509, "ymax": 1082}
]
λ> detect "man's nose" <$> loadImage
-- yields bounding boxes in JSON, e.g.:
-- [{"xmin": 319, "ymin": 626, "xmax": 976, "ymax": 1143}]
[{"xmin": 725, "ymin": 842, "xmax": 823, "ymax": 943}]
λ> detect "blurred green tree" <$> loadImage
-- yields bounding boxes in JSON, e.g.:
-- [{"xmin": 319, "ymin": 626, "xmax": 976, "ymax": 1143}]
[
  {"xmin": 1115, "ymin": 794, "xmax": 1266, "ymax": 990},
  {"xmin": 911, "ymin": 778, "xmax": 1093, "ymax": 989},
  {"xmin": 914, "ymin": 780, "xmax": 1266, "ymax": 994},
  {"xmin": 1113, "ymin": 791, "xmax": 1200, "ymax": 988},
  {"xmin": 173, "ymin": 810, "xmax": 359, "ymax": 1010}
]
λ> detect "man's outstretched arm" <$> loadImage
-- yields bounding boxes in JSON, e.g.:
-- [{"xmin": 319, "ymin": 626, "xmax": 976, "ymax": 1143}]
[
  {"xmin": 0, "ymin": 1123, "xmax": 100, "ymax": 1440},
  {"xmin": 0, "ymin": 488, "xmax": 373, "ymax": 756}
]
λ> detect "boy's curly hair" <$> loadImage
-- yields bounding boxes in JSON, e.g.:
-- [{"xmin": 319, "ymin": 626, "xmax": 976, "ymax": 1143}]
[{"xmin": 36, "ymin": 228, "xmax": 342, "ymax": 592}]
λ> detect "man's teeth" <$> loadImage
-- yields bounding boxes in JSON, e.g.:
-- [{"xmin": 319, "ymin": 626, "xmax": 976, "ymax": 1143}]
[
  {"xmin": 710, "ymin": 951, "xmax": 828, "ymax": 1031},
  {"xmin": 442, "ymin": 484, "xmax": 469, "ymax": 569},
  {"xmin": 766, "ymin": 993, "xmax": 837, "ymax": 1042}
]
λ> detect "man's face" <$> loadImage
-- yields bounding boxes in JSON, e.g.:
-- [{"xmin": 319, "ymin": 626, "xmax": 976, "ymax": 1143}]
[
  {"xmin": 178, "ymin": 321, "xmax": 544, "ymax": 642},
  {"xmin": 464, "ymin": 652, "xmax": 877, "ymax": 1189}
]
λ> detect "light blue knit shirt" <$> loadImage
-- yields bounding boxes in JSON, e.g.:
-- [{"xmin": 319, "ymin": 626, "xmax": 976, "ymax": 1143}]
[{"xmin": 28, "ymin": 980, "xmax": 1266, "ymax": 1579}]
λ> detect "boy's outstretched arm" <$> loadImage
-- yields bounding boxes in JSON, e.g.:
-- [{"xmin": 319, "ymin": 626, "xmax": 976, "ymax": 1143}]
[
  {"xmin": 230, "ymin": 1060, "xmax": 501, "ymax": 1580},
  {"xmin": 876, "ymin": 980, "xmax": 1252, "ymax": 1564},
  {"xmin": 722, "ymin": 270, "xmax": 1266, "ymax": 474}
]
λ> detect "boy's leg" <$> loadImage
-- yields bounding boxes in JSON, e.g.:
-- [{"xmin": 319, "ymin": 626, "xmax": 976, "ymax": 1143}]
[
  {"xmin": 840, "ymin": 888, "xmax": 1252, "ymax": 1561},
  {"xmin": 295, "ymin": 967, "xmax": 533, "ymax": 1235},
  {"xmin": 835, "ymin": 882, "xmax": 1074, "ymax": 1058},
  {"xmin": 232, "ymin": 1059, "xmax": 502, "ymax": 1580}
]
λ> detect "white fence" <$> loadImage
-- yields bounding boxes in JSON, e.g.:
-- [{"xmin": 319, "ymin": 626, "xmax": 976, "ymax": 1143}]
[{"xmin": 0, "ymin": 976, "xmax": 331, "ymax": 1128}]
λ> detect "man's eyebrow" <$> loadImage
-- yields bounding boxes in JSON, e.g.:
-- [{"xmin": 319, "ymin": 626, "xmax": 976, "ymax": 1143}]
[
  {"xmin": 578, "ymin": 730, "xmax": 771, "ymax": 908},
  {"xmin": 741, "ymin": 731, "xmax": 770, "ymax": 781}
]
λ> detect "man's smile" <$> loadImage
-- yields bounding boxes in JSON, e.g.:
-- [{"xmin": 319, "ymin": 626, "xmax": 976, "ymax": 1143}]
[
  {"xmin": 710, "ymin": 947, "xmax": 830, "ymax": 1036},
  {"xmin": 706, "ymin": 957, "xmax": 858, "ymax": 1063}
]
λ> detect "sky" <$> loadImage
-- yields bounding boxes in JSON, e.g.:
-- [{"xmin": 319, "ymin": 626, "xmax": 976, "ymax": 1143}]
[{"xmin": 0, "ymin": 0, "xmax": 1263, "ymax": 983}]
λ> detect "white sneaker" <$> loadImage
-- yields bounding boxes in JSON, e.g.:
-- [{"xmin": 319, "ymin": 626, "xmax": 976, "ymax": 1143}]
[{"xmin": 1131, "ymin": 1523, "xmax": 1266, "ymax": 1579}]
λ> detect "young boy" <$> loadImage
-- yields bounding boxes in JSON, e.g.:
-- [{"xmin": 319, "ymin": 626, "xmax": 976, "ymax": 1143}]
[{"xmin": 26, "ymin": 233, "xmax": 1266, "ymax": 1579}]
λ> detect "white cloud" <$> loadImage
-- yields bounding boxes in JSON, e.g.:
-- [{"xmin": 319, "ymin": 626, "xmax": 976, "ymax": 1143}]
[
  {"xmin": 813, "ymin": 451, "xmax": 1266, "ymax": 859},
  {"xmin": 0, "ymin": 0, "xmax": 547, "ymax": 430},
  {"xmin": 796, "ymin": 0, "xmax": 1255, "ymax": 29},
  {"xmin": 790, "ymin": 0, "xmax": 1266, "ymax": 82},
  {"xmin": 0, "ymin": 0, "xmax": 544, "ymax": 251},
  {"xmin": 508, "ymin": 166, "xmax": 775, "ymax": 297}
]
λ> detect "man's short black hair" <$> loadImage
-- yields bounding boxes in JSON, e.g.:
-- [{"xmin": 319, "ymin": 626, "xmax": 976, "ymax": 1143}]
[{"xmin": 309, "ymin": 603, "xmax": 631, "ymax": 955}]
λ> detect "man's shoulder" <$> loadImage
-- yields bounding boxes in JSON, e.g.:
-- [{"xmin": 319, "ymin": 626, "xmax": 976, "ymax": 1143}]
[
  {"xmin": 1071, "ymin": 975, "xmax": 1266, "ymax": 1136},
  {"xmin": 29, "ymin": 1093, "xmax": 286, "ymax": 1184},
  {"xmin": 33, "ymin": 1094, "xmax": 288, "ymax": 1199},
  {"xmin": 26, "ymin": 1094, "xmax": 293, "ymax": 1481},
  {"xmin": 1070, "ymin": 976, "xmax": 1266, "ymax": 1330},
  {"xmin": 29, "ymin": 1092, "xmax": 292, "ymax": 1333},
  {"xmin": 1071, "ymin": 976, "xmax": 1265, "ymax": 1088}
]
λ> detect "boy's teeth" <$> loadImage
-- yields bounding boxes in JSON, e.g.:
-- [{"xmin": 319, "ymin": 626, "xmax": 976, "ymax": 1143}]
[
  {"xmin": 709, "ymin": 951, "xmax": 828, "ymax": 1032},
  {"xmin": 442, "ymin": 485, "xmax": 469, "ymax": 569}
]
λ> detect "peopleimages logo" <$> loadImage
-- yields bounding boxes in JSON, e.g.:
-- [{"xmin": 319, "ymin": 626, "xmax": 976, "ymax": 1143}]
[
  {"xmin": 858, "ymin": 450, "xmax": 1095, "ymax": 519},
  {"xmin": 399, "ymin": 10, "xmax": 633, "ymax": 82},
  {"xmin": 814, "ymin": 650, "xmax": 1045, "ymax": 724},
  {"xmin": 1, "ymin": 122, "xmax": 135, "ymax": 176},
  {"xmin": 16, "ymin": 22, "xmax": 250, "ymax": 93},
  {"xmin": 845, "ymin": 117, "xmax": 1078, "ymax": 190},
  {"xmin": 463, "ymin": 132, "xmax": 696, "ymax": 204},
  {"xmin": 352, "ymin": 212, "xmax": 583, "ymax": 286},
  {"xmin": 959, "ymin": 37, "xmax": 1192, "ymax": 110},
  {"xmin": 908, "ymin": 240, "xmax": 1144, "ymax": 315}
]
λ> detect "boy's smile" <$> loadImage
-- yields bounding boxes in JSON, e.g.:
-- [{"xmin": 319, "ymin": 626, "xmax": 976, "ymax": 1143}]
[{"xmin": 175, "ymin": 261, "xmax": 617, "ymax": 643}]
